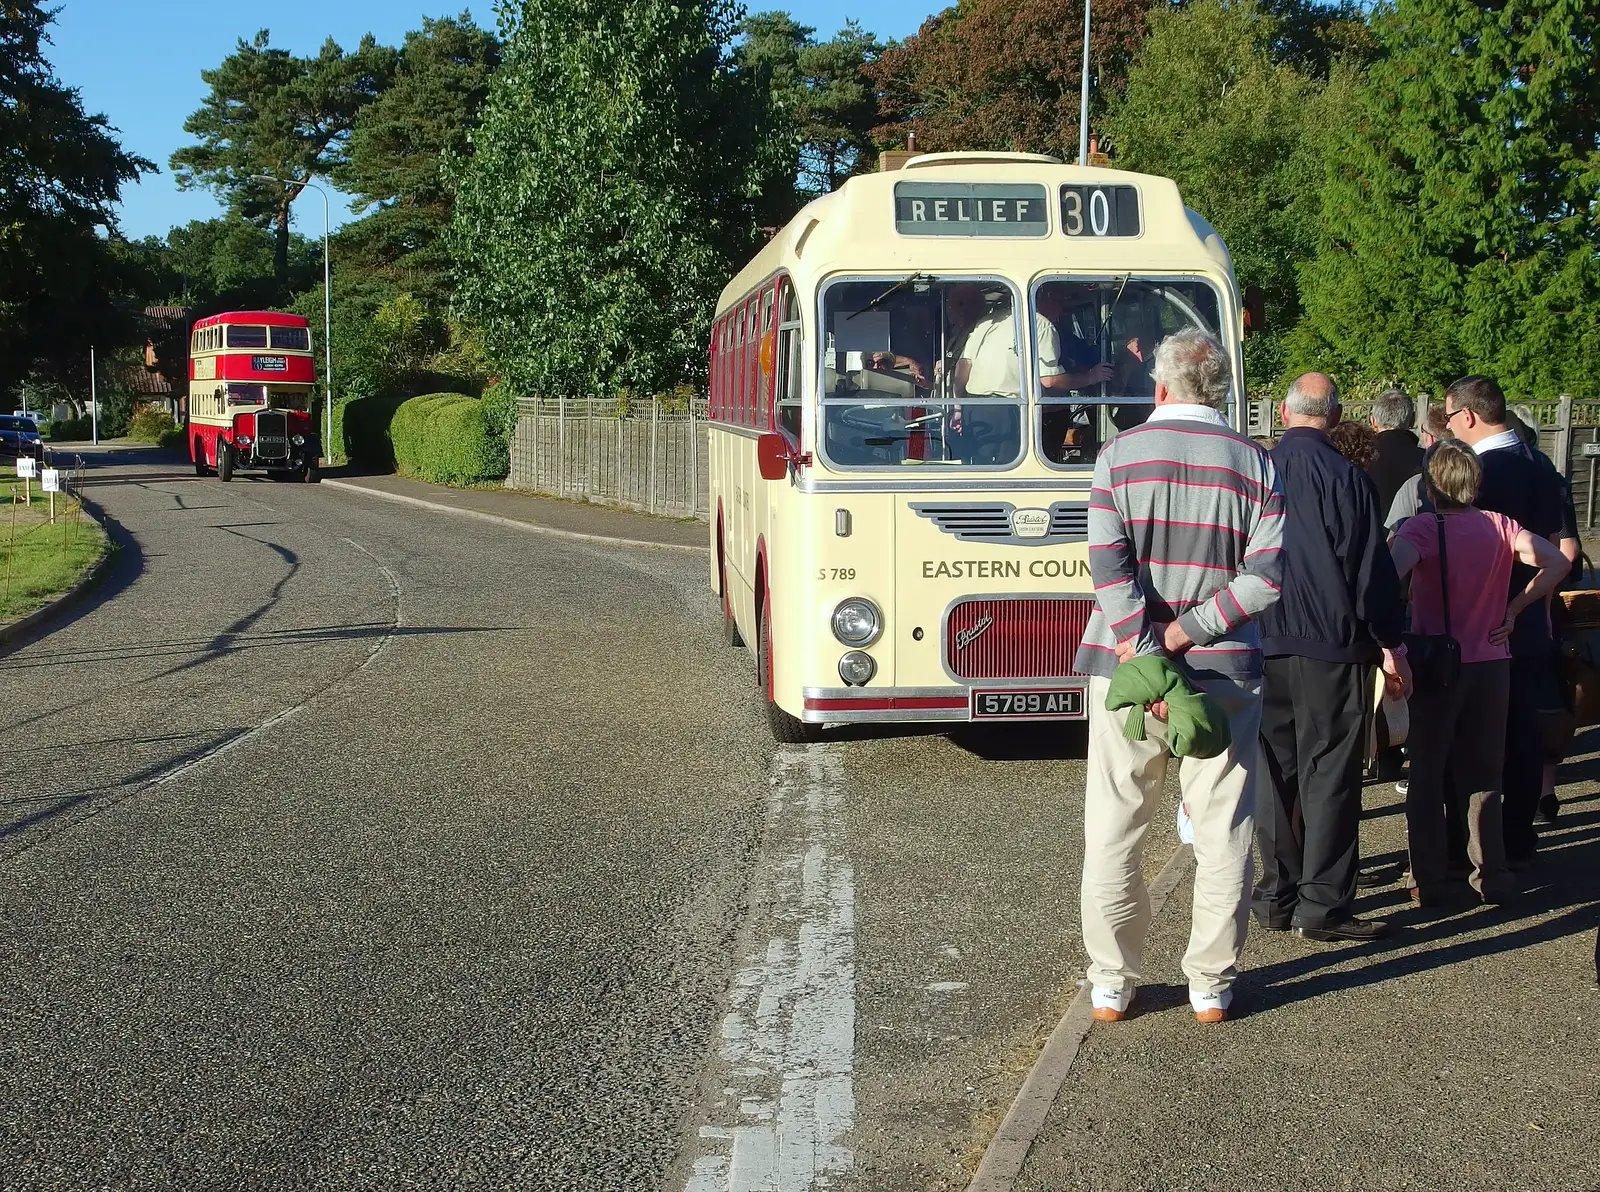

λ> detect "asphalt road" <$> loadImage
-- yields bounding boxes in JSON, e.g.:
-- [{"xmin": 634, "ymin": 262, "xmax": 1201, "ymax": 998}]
[
  {"xmin": 17, "ymin": 452, "xmax": 1585, "ymax": 1192},
  {"xmin": 0, "ymin": 450, "xmax": 1118, "ymax": 1191}
]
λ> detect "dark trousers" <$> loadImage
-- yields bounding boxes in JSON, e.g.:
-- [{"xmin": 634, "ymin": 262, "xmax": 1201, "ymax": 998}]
[
  {"xmin": 1254, "ymin": 656, "xmax": 1369, "ymax": 928},
  {"xmin": 1408, "ymin": 660, "xmax": 1513, "ymax": 896},
  {"xmin": 1503, "ymin": 649, "xmax": 1557, "ymax": 860}
]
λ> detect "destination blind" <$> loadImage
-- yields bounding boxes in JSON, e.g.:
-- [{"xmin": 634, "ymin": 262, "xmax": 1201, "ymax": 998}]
[{"xmin": 894, "ymin": 182, "xmax": 1049, "ymax": 238}]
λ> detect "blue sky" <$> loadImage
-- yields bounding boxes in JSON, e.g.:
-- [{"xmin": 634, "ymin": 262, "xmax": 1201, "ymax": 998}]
[{"xmin": 48, "ymin": 0, "xmax": 934, "ymax": 243}]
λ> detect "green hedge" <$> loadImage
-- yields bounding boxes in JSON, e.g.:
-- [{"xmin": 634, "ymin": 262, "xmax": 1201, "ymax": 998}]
[
  {"xmin": 127, "ymin": 405, "xmax": 176, "ymax": 443},
  {"xmin": 337, "ymin": 394, "xmax": 409, "ymax": 470},
  {"xmin": 44, "ymin": 415, "xmax": 91, "ymax": 441},
  {"xmin": 390, "ymin": 391, "xmax": 511, "ymax": 485}
]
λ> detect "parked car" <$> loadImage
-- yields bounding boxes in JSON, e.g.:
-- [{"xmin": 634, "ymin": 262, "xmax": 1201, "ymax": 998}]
[
  {"xmin": 0, "ymin": 414, "xmax": 43, "ymax": 460},
  {"xmin": 10, "ymin": 410, "xmax": 44, "ymax": 428}
]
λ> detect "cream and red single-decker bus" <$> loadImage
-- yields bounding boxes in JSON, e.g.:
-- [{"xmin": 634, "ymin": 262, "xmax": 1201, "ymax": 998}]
[{"xmin": 707, "ymin": 152, "xmax": 1246, "ymax": 742}]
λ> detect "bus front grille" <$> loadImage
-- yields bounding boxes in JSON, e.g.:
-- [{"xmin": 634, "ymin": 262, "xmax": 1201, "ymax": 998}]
[
  {"xmin": 254, "ymin": 410, "xmax": 290, "ymax": 460},
  {"xmin": 945, "ymin": 597, "xmax": 1095, "ymax": 680}
]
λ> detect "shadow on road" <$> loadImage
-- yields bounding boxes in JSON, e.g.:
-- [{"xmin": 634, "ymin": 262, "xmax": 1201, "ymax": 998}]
[{"xmin": 949, "ymin": 722, "xmax": 1090, "ymax": 761}]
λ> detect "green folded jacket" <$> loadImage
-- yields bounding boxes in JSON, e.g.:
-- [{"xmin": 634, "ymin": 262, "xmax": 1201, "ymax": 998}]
[{"xmin": 1103, "ymin": 654, "xmax": 1232, "ymax": 759}]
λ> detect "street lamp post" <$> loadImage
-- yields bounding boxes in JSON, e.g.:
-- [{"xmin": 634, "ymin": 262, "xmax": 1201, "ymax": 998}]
[
  {"xmin": 1078, "ymin": 0, "xmax": 1093, "ymax": 165},
  {"xmin": 252, "ymin": 175, "xmax": 334, "ymax": 463}
]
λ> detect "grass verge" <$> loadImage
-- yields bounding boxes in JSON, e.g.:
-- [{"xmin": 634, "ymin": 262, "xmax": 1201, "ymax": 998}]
[{"xmin": 0, "ymin": 491, "xmax": 108, "ymax": 623}]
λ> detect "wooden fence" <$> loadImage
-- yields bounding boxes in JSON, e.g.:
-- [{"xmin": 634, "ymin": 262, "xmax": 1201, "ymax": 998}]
[{"xmin": 509, "ymin": 398, "xmax": 711, "ymax": 520}]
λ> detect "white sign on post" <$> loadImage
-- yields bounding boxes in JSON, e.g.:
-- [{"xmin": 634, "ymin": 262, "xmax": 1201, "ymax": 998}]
[
  {"xmin": 17, "ymin": 456, "xmax": 36, "ymax": 479},
  {"xmin": 41, "ymin": 468, "xmax": 60, "ymax": 493}
]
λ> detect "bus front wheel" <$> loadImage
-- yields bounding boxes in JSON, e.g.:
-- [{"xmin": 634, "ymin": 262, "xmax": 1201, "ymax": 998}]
[
  {"xmin": 759, "ymin": 598, "xmax": 821, "ymax": 745},
  {"xmin": 217, "ymin": 440, "xmax": 234, "ymax": 482}
]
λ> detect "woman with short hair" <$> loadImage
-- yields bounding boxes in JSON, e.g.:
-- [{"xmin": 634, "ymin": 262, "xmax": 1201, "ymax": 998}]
[{"xmin": 1388, "ymin": 440, "xmax": 1569, "ymax": 906}]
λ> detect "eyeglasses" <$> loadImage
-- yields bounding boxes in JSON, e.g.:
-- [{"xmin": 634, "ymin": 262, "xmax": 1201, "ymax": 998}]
[{"xmin": 1444, "ymin": 407, "xmax": 1469, "ymax": 424}]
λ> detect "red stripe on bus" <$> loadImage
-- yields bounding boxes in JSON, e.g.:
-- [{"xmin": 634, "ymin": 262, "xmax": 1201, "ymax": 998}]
[{"xmin": 804, "ymin": 696, "xmax": 968, "ymax": 712}]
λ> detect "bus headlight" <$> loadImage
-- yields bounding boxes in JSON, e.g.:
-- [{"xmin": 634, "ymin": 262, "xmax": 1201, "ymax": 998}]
[
  {"xmin": 831, "ymin": 597, "xmax": 882, "ymax": 646},
  {"xmin": 838, "ymin": 650, "xmax": 876, "ymax": 686},
  {"xmin": 236, "ymin": 434, "xmax": 253, "ymax": 447},
  {"xmin": 291, "ymin": 434, "xmax": 306, "ymax": 446}
]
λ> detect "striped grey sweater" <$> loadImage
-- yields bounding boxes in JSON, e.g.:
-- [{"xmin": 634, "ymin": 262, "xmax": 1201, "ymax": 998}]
[{"xmin": 1072, "ymin": 405, "xmax": 1285, "ymax": 683}]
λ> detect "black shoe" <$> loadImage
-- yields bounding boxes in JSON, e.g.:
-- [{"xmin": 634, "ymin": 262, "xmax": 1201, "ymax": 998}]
[
  {"xmin": 1356, "ymin": 867, "xmax": 1398, "ymax": 889},
  {"xmin": 1537, "ymin": 794, "xmax": 1560, "ymax": 824},
  {"xmin": 1254, "ymin": 914, "xmax": 1292, "ymax": 932},
  {"xmin": 1293, "ymin": 917, "xmax": 1390, "ymax": 942}
]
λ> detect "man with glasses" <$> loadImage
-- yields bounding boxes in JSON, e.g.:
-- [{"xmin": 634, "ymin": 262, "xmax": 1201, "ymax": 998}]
[{"xmin": 1439, "ymin": 377, "xmax": 1567, "ymax": 866}]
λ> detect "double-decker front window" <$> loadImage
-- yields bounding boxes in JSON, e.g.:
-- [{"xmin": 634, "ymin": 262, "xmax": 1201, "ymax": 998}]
[
  {"xmin": 820, "ymin": 276, "xmax": 1025, "ymax": 469},
  {"xmin": 226, "ymin": 384, "xmax": 267, "ymax": 406},
  {"xmin": 1031, "ymin": 276, "xmax": 1225, "ymax": 466},
  {"xmin": 226, "ymin": 325, "xmax": 269, "ymax": 348},
  {"xmin": 269, "ymin": 325, "xmax": 310, "ymax": 351}
]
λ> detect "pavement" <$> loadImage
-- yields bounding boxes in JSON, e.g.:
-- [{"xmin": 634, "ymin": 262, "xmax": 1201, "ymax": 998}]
[
  {"xmin": 1, "ymin": 444, "xmax": 1595, "ymax": 1191},
  {"xmin": 322, "ymin": 468, "xmax": 708, "ymax": 550}
]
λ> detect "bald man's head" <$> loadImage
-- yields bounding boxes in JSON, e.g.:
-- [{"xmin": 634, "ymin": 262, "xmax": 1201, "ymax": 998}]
[{"xmin": 1283, "ymin": 372, "xmax": 1339, "ymax": 427}]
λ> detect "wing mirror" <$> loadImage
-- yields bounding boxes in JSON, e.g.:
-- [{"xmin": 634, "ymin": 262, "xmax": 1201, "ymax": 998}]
[{"xmin": 757, "ymin": 432, "xmax": 810, "ymax": 481}]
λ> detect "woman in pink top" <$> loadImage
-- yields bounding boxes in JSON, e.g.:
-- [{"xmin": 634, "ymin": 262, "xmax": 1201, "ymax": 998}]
[{"xmin": 1389, "ymin": 440, "xmax": 1568, "ymax": 906}]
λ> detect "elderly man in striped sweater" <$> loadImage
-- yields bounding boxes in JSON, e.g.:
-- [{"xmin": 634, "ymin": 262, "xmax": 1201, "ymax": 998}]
[{"xmin": 1073, "ymin": 327, "xmax": 1285, "ymax": 1025}]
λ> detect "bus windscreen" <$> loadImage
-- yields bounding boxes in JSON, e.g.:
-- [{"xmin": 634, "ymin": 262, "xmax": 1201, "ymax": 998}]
[
  {"xmin": 820, "ymin": 276, "xmax": 1024, "ymax": 470},
  {"xmin": 1032, "ymin": 277, "xmax": 1225, "ymax": 466}
]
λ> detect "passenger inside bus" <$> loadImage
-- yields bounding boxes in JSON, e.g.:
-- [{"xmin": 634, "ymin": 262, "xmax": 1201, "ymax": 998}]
[
  {"xmin": 823, "ymin": 277, "xmax": 1024, "ymax": 468},
  {"xmin": 1033, "ymin": 277, "xmax": 1225, "ymax": 465}
]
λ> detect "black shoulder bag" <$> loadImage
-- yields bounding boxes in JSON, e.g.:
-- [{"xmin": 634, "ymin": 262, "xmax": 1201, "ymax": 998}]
[{"xmin": 1403, "ymin": 513, "xmax": 1462, "ymax": 690}]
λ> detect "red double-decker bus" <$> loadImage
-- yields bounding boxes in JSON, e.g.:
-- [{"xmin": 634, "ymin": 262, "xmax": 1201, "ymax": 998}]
[{"xmin": 187, "ymin": 311, "xmax": 321, "ymax": 482}]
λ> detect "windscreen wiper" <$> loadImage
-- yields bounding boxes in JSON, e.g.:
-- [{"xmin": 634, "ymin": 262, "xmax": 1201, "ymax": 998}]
[{"xmin": 847, "ymin": 272, "xmax": 930, "ymax": 320}]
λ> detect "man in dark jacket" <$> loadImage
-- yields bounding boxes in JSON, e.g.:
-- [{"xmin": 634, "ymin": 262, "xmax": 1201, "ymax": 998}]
[
  {"xmin": 1367, "ymin": 388, "xmax": 1424, "ymax": 512},
  {"xmin": 1442, "ymin": 376, "xmax": 1569, "ymax": 863},
  {"xmin": 1255, "ymin": 373, "xmax": 1412, "ymax": 941}
]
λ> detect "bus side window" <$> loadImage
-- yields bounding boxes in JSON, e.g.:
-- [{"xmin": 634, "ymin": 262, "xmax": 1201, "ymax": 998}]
[
  {"xmin": 742, "ymin": 300, "xmax": 755, "ymax": 427},
  {"xmin": 776, "ymin": 282, "xmax": 802, "ymax": 441},
  {"xmin": 720, "ymin": 321, "xmax": 732, "ymax": 422},
  {"xmin": 759, "ymin": 288, "xmax": 776, "ymax": 430},
  {"xmin": 748, "ymin": 300, "xmax": 760, "ymax": 427}
]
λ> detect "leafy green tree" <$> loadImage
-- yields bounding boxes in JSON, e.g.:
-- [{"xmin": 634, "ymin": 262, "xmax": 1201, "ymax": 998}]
[
  {"xmin": 866, "ymin": 0, "xmax": 1155, "ymax": 156},
  {"xmin": 1106, "ymin": 0, "xmax": 1355, "ymax": 386},
  {"xmin": 736, "ymin": 13, "xmax": 885, "ymax": 212},
  {"xmin": 132, "ymin": 217, "xmax": 319, "ymax": 311},
  {"xmin": 450, "ymin": 0, "xmax": 781, "ymax": 397},
  {"xmin": 332, "ymin": 14, "xmax": 500, "ymax": 308},
  {"xmin": 1295, "ymin": 0, "xmax": 1600, "ymax": 399},
  {"xmin": 170, "ymin": 30, "xmax": 397, "ymax": 288},
  {"xmin": 0, "ymin": 0, "xmax": 154, "ymax": 391}
]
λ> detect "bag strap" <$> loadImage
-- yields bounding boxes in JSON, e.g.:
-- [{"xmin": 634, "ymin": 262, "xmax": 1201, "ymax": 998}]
[{"xmin": 1435, "ymin": 513, "xmax": 1452, "ymax": 637}]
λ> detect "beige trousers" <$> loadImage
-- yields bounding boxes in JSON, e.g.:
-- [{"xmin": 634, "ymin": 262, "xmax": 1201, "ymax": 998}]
[{"xmin": 1081, "ymin": 673, "xmax": 1263, "ymax": 997}]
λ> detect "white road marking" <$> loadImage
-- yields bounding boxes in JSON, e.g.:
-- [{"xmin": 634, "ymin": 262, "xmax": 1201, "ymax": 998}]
[{"xmin": 685, "ymin": 747, "xmax": 856, "ymax": 1192}]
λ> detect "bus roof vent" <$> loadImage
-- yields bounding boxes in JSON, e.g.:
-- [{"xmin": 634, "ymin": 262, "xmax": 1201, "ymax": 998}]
[{"xmin": 903, "ymin": 151, "xmax": 1063, "ymax": 169}]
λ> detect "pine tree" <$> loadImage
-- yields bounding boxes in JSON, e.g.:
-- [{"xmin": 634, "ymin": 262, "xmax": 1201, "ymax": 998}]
[
  {"xmin": 332, "ymin": 15, "xmax": 500, "ymax": 309},
  {"xmin": 1296, "ymin": 0, "xmax": 1600, "ymax": 399},
  {"xmin": 449, "ymin": 0, "xmax": 780, "ymax": 397},
  {"xmin": 171, "ymin": 31, "xmax": 397, "ymax": 289}
]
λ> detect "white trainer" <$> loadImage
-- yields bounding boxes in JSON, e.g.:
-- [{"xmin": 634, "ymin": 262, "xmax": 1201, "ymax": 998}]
[
  {"xmin": 1189, "ymin": 987, "xmax": 1233, "ymax": 1023},
  {"xmin": 1090, "ymin": 985, "xmax": 1134, "ymax": 1022},
  {"xmin": 1176, "ymin": 802, "xmax": 1195, "ymax": 845}
]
